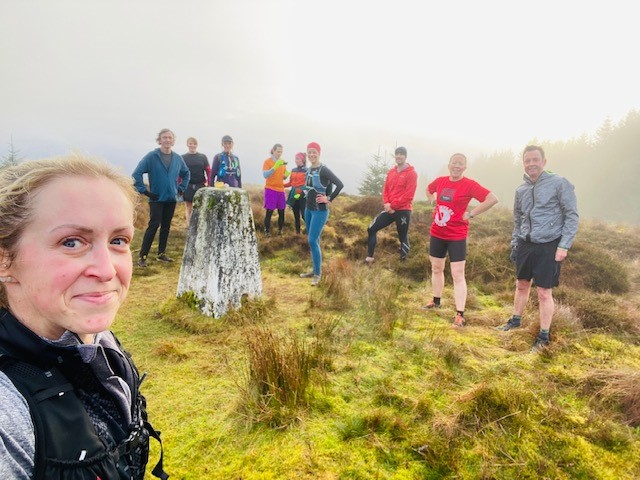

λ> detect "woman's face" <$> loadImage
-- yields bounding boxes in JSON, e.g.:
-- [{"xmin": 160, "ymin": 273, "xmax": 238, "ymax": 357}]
[
  {"xmin": 272, "ymin": 146, "xmax": 283, "ymax": 160},
  {"xmin": 307, "ymin": 148, "xmax": 320, "ymax": 165},
  {"xmin": 187, "ymin": 140, "xmax": 198, "ymax": 154},
  {"xmin": 295, "ymin": 156, "xmax": 305, "ymax": 167},
  {"xmin": 3, "ymin": 176, "xmax": 134, "ymax": 343},
  {"xmin": 448, "ymin": 154, "xmax": 467, "ymax": 179}
]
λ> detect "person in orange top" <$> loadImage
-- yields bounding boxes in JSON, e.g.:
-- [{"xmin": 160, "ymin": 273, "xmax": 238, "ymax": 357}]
[
  {"xmin": 262, "ymin": 143, "xmax": 289, "ymax": 235},
  {"xmin": 284, "ymin": 152, "xmax": 308, "ymax": 234},
  {"xmin": 365, "ymin": 146, "xmax": 418, "ymax": 262}
]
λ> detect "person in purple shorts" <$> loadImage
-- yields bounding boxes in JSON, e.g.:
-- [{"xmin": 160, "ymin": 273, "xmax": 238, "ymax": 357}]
[{"xmin": 262, "ymin": 143, "xmax": 289, "ymax": 236}]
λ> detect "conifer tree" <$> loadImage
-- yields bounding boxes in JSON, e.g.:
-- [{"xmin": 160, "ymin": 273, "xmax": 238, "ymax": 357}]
[
  {"xmin": 1, "ymin": 137, "xmax": 22, "ymax": 169},
  {"xmin": 358, "ymin": 152, "xmax": 391, "ymax": 196}
]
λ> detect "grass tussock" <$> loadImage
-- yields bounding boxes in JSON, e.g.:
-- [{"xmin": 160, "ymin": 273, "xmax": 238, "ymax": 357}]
[
  {"xmin": 240, "ymin": 326, "xmax": 313, "ymax": 427},
  {"xmin": 583, "ymin": 368, "xmax": 640, "ymax": 426},
  {"xmin": 322, "ymin": 257, "xmax": 354, "ymax": 308},
  {"xmin": 359, "ymin": 267, "xmax": 405, "ymax": 338},
  {"xmin": 153, "ymin": 341, "xmax": 189, "ymax": 361}
]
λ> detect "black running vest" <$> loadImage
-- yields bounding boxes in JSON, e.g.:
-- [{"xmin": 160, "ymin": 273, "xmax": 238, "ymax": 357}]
[{"xmin": 0, "ymin": 309, "xmax": 168, "ymax": 480}]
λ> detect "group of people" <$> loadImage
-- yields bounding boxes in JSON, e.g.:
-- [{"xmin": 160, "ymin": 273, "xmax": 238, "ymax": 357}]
[
  {"xmin": 366, "ymin": 145, "xmax": 578, "ymax": 351},
  {"xmin": 131, "ymin": 130, "xmax": 243, "ymax": 268},
  {"xmin": 130, "ymin": 130, "xmax": 579, "ymax": 351},
  {"xmin": 0, "ymin": 135, "xmax": 577, "ymax": 478},
  {"xmin": 131, "ymin": 130, "xmax": 346, "ymax": 289}
]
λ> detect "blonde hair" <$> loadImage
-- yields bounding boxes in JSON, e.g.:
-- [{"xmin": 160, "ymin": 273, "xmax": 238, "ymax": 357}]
[{"xmin": 0, "ymin": 153, "xmax": 138, "ymax": 306}]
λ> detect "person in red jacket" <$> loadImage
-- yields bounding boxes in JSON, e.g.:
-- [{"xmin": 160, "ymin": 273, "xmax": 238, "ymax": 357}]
[
  {"xmin": 365, "ymin": 146, "xmax": 418, "ymax": 262},
  {"xmin": 423, "ymin": 153, "xmax": 498, "ymax": 328}
]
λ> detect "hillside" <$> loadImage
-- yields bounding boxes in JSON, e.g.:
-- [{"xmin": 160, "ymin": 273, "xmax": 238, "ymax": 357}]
[{"xmin": 119, "ymin": 188, "xmax": 640, "ymax": 479}]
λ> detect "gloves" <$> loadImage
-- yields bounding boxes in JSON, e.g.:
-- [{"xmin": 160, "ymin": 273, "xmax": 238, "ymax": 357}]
[
  {"xmin": 273, "ymin": 159, "xmax": 286, "ymax": 169},
  {"xmin": 294, "ymin": 193, "xmax": 300, "ymax": 199},
  {"xmin": 143, "ymin": 191, "xmax": 159, "ymax": 201},
  {"xmin": 284, "ymin": 169, "xmax": 291, "ymax": 179},
  {"xmin": 510, "ymin": 247, "xmax": 518, "ymax": 263}
]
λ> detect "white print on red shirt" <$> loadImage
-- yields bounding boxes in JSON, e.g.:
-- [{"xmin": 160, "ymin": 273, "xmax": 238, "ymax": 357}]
[{"xmin": 434, "ymin": 205, "xmax": 454, "ymax": 227}]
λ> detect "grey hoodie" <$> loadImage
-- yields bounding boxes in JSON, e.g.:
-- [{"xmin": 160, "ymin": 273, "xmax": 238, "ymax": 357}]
[{"xmin": 512, "ymin": 170, "xmax": 579, "ymax": 249}]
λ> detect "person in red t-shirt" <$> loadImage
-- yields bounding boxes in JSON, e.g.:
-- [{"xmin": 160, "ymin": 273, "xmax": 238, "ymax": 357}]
[
  {"xmin": 423, "ymin": 153, "xmax": 498, "ymax": 328},
  {"xmin": 365, "ymin": 146, "xmax": 418, "ymax": 262}
]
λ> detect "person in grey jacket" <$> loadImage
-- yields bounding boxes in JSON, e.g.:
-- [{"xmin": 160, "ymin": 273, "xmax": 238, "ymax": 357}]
[{"xmin": 497, "ymin": 145, "xmax": 579, "ymax": 351}]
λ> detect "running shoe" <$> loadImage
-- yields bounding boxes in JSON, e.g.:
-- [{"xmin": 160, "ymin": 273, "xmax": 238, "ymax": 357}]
[
  {"xmin": 531, "ymin": 334, "xmax": 550, "ymax": 352},
  {"xmin": 421, "ymin": 301, "xmax": 441, "ymax": 310},
  {"xmin": 452, "ymin": 313, "xmax": 466, "ymax": 328},
  {"xmin": 300, "ymin": 272, "xmax": 315, "ymax": 278},
  {"xmin": 496, "ymin": 317, "xmax": 521, "ymax": 331},
  {"xmin": 157, "ymin": 253, "xmax": 173, "ymax": 263}
]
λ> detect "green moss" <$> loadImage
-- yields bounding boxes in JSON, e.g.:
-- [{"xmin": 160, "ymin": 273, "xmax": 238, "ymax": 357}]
[{"xmin": 177, "ymin": 290, "xmax": 204, "ymax": 310}]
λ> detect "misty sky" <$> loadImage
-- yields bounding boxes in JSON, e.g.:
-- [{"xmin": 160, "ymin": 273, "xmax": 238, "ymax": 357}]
[{"xmin": 1, "ymin": 0, "xmax": 639, "ymax": 192}]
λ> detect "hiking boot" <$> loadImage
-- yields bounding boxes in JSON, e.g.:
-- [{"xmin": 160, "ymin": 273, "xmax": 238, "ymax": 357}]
[
  {"xmin": 300, "ymin": 271, "xmax": 315, "ymax": 278},
  {"xmin": 496, "ymin": 317, "xmax": 521, "ymax": 331},
  {"xmin": 264, "ymin": 229, "xmax": 271, "ymax": 237},
  {"xmin": 452, "ymin": 313, "xmax": 466, "ymax": 328},
  {"xmin": 421, "ymin": 301, "xmax": 441, "ymax": 310},
  {"xmin": 311, "ymin": 275, "xmax": 321, "ymax": 286},
  {"xmin": 531, "ymin": 334, "xmax": 550, "ymax": 352},
  {"xmin": 156, "ymin": 253, "xmax": 173, "ymax": 263},
  {"xmin": 137, "ymin": 256, "xmax": 147, "ymax": 268}
]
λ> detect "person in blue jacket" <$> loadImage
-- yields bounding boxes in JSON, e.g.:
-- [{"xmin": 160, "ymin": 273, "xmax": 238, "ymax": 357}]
[{"xmin": 132, "ymin": 128, "xmax": 190, "ymax": 267}]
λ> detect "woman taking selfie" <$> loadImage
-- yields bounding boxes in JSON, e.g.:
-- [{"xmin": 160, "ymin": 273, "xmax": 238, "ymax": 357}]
[{"xmin": 0, "ymin": 154, "xmax": 166, "ymax": 480}]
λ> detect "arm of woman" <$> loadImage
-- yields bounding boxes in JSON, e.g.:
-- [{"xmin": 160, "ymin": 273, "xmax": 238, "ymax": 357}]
[
  {"xmin": 0, "ymin": 373, "xmax": 35, "ymax": 479},
  {"xmin": 466, "ymin": 192, "xmax": 498, "ymax": 219},
  {"xmin": 325, "ymin": 167, "xmax": 344, "ymax": 202}
]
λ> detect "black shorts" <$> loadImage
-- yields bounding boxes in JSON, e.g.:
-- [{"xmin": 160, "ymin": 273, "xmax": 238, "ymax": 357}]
[
  {"xmin": 184, "ymin": 183, "xmax": 205, "ymax": 202},
  {"xmin": 515, "ymin": 238, "xmax": 561, "ymax": 289},
  {"xmin": 429, "ymin": 236, "xmax": 467, "ymax": 262}
]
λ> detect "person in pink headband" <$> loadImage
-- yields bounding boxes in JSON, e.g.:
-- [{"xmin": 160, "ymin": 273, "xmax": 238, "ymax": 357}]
[
  {"xmin": 307, "ymin": 142, "xmax": 321, "ymax": 154},
  {"xmin": 299, "ymin": 142, "xmax": 344, "ymax": 286}
]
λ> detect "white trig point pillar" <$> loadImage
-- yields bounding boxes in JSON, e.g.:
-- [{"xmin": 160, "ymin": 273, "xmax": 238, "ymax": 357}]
[{"xmin": 176, "ymin": 187, "xmax": 262, "ymax": 318}]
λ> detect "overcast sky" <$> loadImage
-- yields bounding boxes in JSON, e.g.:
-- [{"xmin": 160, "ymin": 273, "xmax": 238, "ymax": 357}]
[{"xmin": 1, "ymin": 0, "xmax": 639, "ymax": 192}]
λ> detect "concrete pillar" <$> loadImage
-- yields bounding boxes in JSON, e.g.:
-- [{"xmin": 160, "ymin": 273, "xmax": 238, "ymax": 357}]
[{"xmin": 176, "ymin": 187, "xmax": 262, "ymax": 318}]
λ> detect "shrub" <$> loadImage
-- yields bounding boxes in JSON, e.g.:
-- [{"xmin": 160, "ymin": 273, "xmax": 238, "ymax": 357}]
[
  {"xmin": 554, "ymin": 290, "xmax": 638, "ymax": 336},
  {"xmin": 343, "ymin": 195, "xmax": 383, "ymax": 218},
  {"xmin": 562, "ymin": 243, "xmax": 630, "ymax": 294},
  {"xmin": 465, "ymin": 238, "xmax": 514, "ymax": 294}
]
